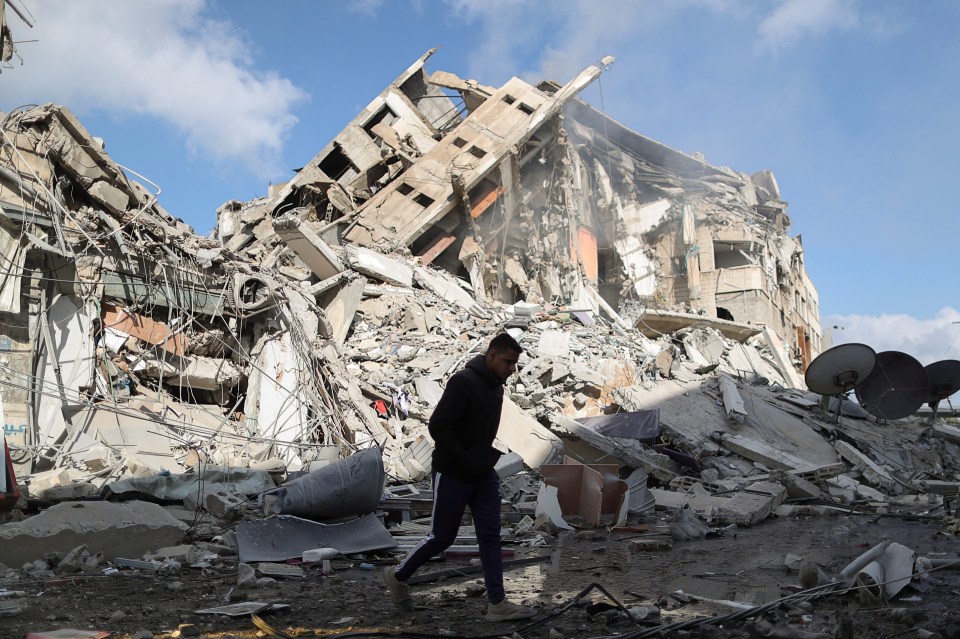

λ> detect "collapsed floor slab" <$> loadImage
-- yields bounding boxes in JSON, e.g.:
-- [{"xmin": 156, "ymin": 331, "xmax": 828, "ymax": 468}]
[{"xmin": 0, "ymin": 500, "xmax": 188, "ymax": 566}]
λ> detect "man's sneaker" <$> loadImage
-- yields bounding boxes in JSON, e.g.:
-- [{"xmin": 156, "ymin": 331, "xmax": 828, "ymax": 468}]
[
  {"xmin": 485, "ymin": 598, "xmax": 535, "ymax": 622},
  {"xmin": 383, "ymin": 566, "xmax": 413, "ymax": 610}
]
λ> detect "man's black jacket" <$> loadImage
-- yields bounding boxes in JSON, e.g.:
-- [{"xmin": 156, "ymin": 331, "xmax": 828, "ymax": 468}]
[{"xmin": 429, "ymin": 354, "xmax": 505, "ymax": 481}]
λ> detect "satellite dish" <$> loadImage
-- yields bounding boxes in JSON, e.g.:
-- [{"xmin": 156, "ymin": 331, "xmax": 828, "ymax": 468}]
[
  {"xmin": 805, "ymin": 343, "xmax": 877, "ymax": 395},
  {"xmin": 855, "ymin": 351, "xmax": 929, "ymax": 421},
  {"xmin": 924, "ymin": 359, "xmax": 960, "ymax": 423},
  {"xmin": 805, "ymin": 343, "xmax": 877, "ymax": 423}
]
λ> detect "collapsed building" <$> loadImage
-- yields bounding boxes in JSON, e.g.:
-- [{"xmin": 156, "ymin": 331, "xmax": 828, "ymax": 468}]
[
  {"xmin": 220, "ymin": 50, "xmax": 821, "ymax": 370},
  {"xmin": 4, "ymin": 44, "xmax": 960, "ymax": 565},
  {"xmin": 4, "ymin": 43, "xmax": 960, "ymax": 637},
  {"xmin": 0, "ymin": 50, "xmax": 828, "ymax": 489}
]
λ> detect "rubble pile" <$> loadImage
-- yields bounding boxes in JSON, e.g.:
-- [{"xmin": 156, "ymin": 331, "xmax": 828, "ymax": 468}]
[{"xmin": 1, "ymin": 44, "xmax": 959, "ymax": 637}]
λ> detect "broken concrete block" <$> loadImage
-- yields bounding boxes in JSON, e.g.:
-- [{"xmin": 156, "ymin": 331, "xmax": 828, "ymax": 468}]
[
  {"xmin": 345, "ymin": 245, "xmax": 413, "ymax": 287},
  {"xmin": 772, "ymin": 471, "xmax": 823, "ymax": 500},
  {"xmin": 650, "ymin": 488, "xmax": 724, "ymax": 521},
  {"xmin": 42, "ymin": 482, "xmax": 101, "ymax": 502},
  {"xmin": 273, "ymin": 215, "xmax": 344, "ymax": 280},
  {"xmin": 718, "ymin": 481, "xmax": 787, "ymax": 527},
  {"xmin": 88, "ymin": 180, "xmax": 131, "ymax": 215},
  {"xmin": 537, "ymin": 330, "xmax": 570, "ymax": 359},
  {"xmin": 932, "ymin": 423, "xmax": 960, "ymax": 445},
  {"xmin": 25, "ymin": 468, "xmax": 77, "ymax": 496},
  {"xmin": 168, "ymin": 356, "xmax": 242, "ymax": 391},
  {"xmin": 497, "ymin": 397, "xmax": 563, "ymax": 470},
  {"xmin": 834, "ymin": 441, "xmax": 899, "ymax": 493},
  {"xmin": 718, "ymin": 374, "xmax": 747, "ymax": 425},
  {"xmin": 760, "ymin": 327, "xmax": 804, "ymax": 389},
  {"xmin": 721, "ymin": 434, "xmax": 811, "ymax": 470},
  {"xmin": 182, "ymin": 487, "xmax": 247, "ymax": 520},
  {"xmin": 237, "ymin": 562, "xmax": 257, "ymax": 586},
  {"xmin": 494, "ymin": 452, "xmax": 525, "ymax": 479},
  {"xmin": 629, "ymin": 538, "xmax": 672, "ymax": 552},
  {"xmin": 0, "ymin": 500, "xmax": 188, "ymax": 566},
  {"xmin": 257, "ymin": 562, "xmax": 304, "ymax": 579},
  {"xmin": 325, "ymin": 276, "xmax": 368, "ymax": 347},
  {"xmin": 569, "ymin": 364, "xmax": 604, "ymax": 388},
  {"xmin": 148, "ymin": 545, "xmax": 199, "ymax": 564},
  {"xmin": 668, "ymin": 506, "xmax": 711, "ymax": 541},
  {"xmin": 414, "ymin": 377, "xmax": 444, "ymax": 407}
]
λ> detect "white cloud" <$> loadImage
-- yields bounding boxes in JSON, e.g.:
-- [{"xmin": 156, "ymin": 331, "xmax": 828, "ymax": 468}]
[
  {"xmin": 825, "ymin": 307, "xmax": 960, "ymax": 367},
  {"xmin": 756, "ymin": 0, "xmax": 860, "ymax": 53},
  {"xmin": 444, "ymin": 0, "xmax": 738, "ymax": 86},
  {"xmin": 349, "ymin": 0, "xmax": 385, "ymax": 17},
  {"xmin": 1, "ymin": 0, "xmax": 307, "ymax": 179}
]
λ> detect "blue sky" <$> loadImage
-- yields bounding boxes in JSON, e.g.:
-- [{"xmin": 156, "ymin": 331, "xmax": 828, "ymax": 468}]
[{"xmin": 2, "ymin": 0, "xmax": 959, "ymax": 369}]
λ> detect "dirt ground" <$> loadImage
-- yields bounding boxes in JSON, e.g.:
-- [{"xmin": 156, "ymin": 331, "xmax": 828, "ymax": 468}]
[{"xmin": 2, "ymin": 513, "xmax": 959, "ymax": 639}]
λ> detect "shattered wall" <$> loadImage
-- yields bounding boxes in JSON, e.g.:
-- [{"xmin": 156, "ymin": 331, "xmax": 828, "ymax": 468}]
[
  {"xmin": 226, "ymin": 50, "xmax": 821, "ymax": 371},
  {"xmin": 1, "ymin": 50, "xmax": 826, "ymax": 498},
  {"xmin": 0, "ymin": 104, "xmax": 386, "ymax": 483}
]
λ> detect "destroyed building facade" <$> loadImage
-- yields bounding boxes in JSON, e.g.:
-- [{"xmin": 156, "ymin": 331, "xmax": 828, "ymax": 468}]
[
  {"xmin": 0, "ymin": 48, "xmax": 824, "ymax": 495},
  {"xmin": 7, "ymin": 37, "xmax": 960, "ymax": 639},
  {"xmin": 219, "ymin": 49, "xmax": 822, "ymax": 371}
]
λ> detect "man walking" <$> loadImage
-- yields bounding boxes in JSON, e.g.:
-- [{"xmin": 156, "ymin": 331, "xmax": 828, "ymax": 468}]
[{"xmin": 384, "ymin": 333, "xmax": 535, "ymax": 622}]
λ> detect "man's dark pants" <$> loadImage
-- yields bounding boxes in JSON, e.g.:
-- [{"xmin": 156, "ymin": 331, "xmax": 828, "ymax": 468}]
[{"xmin": 395, "ymin": 469, "xmax": 504, "ymax": 603}]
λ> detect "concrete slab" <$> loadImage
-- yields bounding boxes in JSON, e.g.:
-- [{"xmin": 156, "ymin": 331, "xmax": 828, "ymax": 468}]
[
  {"xmin": 722, "ymin": 434, "xmax": 811, "ymax": 470},
  {"xmin": 0, "ymin": 500, "xmax": 188, "ymax": 566},
  {"xmin": 414, "ymin": 377, "xmax": 444, "ymax": 407},
  {"xmin": 272, "ymin": 216, "xmax": 344, "ymax": 280},
  {"xmin": 245, "ymin": 331, "xmax": 313, "ymax": 470},
  {"xmin": 414, "ymin": 266, "xmax": 488, "ymax": 318},
  {"xmin": 497, "ymin": 398, "xmax": 563, "ymax": 470},
  {"xmin": 718, "ymin": 374, "xmax": 747, "ymax": 424},
  {"xmin": 325, "ymin": 276, "xmax": 368, "ymax": 347},
  {"xmin": 718, "ymin": 481, "xmax": 786, "ymax": 526},
  {"xmin": 537, "ymin": 331, "xmax": 571, "ymax": 359},
  {"xmin": 37, "ymin": 295, "xmax": 95, "ymax": 449},
  {"xmin": 760, "ymin": 327, "xmax": 804, "ymax": 389},
  {"xmin": 834, "ymin": 441, "xmax": 899, "ymax": 493},
  {"xmin": 345, "ymin": 246, "xmax": 413, "ymax": 288}
]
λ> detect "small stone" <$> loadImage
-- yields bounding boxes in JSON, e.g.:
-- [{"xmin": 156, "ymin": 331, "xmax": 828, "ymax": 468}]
[
  {"xmin": 131, "ymin": 631, "xmax": 154, "ymax": 639},
  {"xmin": 237, "ymin": 562, "xmax": 256, "ymax": 587},
  {"xmin": 228, "ymin": 589, "xmax": 248, "ymax": 602},
  {"xmin": 166, "ymin": 581, "xmax": 185, "ymax": 591},
  {"xmin": 465, "ymin": 582, "xmax": 486, "ymax": 597},
  {"xmin": 109, "ymin": 610, "xmax": 126, "ymax": 622}
]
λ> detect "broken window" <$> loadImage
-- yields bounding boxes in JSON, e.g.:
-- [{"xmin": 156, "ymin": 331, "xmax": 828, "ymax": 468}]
[
  {"xmin": 452, "ymin": 137, "xmax": 468, "ymax": 148},
  {"xmin": 396, "ymin": 182, "xmax": 414, "ymax": 196},
  {"xmin": 502, "ymin": 95, "xmax": 517, "ymax": 105},
  {"xmin": 712, "ymin": 241, "xmax": 759, "ymax": 269},
  {"xmin": 716, "ymin": 307, "xmax": 735, "ymax": 321},
  {"xmin": 317, "ymin": 144, "xmax": 359, "ymax": 182},
  {"xmin": 362, "ymin": 105, "xmax": 398, "ymax": 141},
  {"xmin": 517, "ymin": 102, "xmax": 536, "ymax": 115},
  {"xmin": 467, "ymin": 145, "xmax": 487, "ymax": 159}
]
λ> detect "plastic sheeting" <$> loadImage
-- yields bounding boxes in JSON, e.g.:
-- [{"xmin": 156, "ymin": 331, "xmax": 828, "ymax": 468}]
[
  {"xmin": 105, "ymin": 468, "xmax": 276, "ymax": 501},
  {"xmin": 577, "ymin": 409, "xmax": 660, "ymax": 444}
]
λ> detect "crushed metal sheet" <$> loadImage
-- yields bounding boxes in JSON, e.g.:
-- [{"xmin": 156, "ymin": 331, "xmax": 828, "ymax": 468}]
[
  {"xmin": 236, "ymin": 513, "xmax": 397, "ymax": 563},
  {"xmin": 196, "ymin": 602, "xmax": 290, "ymax": 616}
]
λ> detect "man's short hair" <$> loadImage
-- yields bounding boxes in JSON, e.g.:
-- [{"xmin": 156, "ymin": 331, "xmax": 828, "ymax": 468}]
[{"xmin": 488, "ymin": 332, "xmax": 523, "ymax": 355}]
